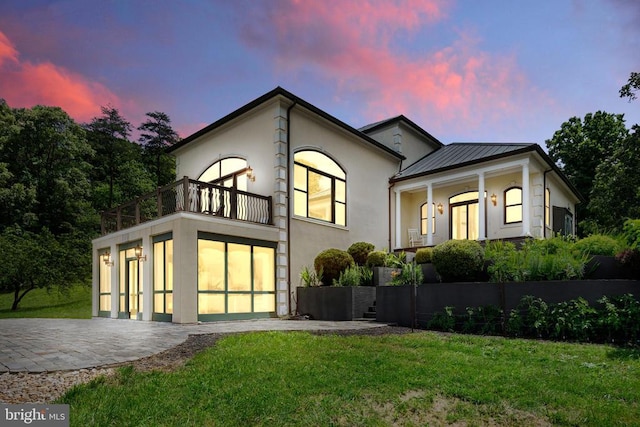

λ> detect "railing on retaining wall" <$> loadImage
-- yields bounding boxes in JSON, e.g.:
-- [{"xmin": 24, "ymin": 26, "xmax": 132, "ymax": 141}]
[{"xmin": 101, "ymin": 176, "xmax": 273, "ymax": 234}]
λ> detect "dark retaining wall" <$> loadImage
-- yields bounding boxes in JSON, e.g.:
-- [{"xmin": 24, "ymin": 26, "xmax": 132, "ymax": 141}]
[
  {"xmin": 377, "ymin": 280, "xmax": 640, "ymax": 327},
  {"xmin": 297, "ymin": 286, "xmax": 376, "ymax": 321}
]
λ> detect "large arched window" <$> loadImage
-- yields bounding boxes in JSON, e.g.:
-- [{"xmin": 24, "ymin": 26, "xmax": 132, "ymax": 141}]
[
  {"xmin": 198, "ymin": 157, "xmax": 249, "ymax": 190},
  {"xmin": 294, "ymin": 150, "xmax": 346, "ymax": 226},
  {"xmin": 504, "ymin": 187, "xmax": 523, "ymax": 224}
]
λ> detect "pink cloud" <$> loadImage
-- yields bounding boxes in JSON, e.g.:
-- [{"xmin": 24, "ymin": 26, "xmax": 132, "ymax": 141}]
[
  {"xmin": 0, "ymin": 30, "xmax": 122, "ymax": 123},
  {"xmin": 241, "ymin": 0, "xmax": 550, "ymax": 138}
]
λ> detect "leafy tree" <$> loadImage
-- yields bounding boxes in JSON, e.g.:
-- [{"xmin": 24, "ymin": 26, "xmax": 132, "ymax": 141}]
[
  {"xmin": 589, "ymin": 125, "xmax": 640, "ymax": 230},
  {"xmin": 620, "ymin": 72, "xmax": 640, "ymax": 102},
  {"xmin": 138, "ymin": 111, "xmax": 179, "ymax": 187},
  {"xmin": 0, "ymin": 227, "xmax": 90, "ymax": 310},
  {"xmin": 545, "ymin": 111, "xmax": 629, "ymax": 233},
  {"xmin": 0, "ymin": 104, "xmax": 95, "ymax": 234}
]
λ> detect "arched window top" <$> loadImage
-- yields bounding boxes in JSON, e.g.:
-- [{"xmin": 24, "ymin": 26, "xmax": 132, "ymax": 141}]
[
  {"xmin": 450, "ymin": 191, "xmax": 480, "ymax": 204},
  {"xmin": 198, "ymin": 157, "xmax": 247, "ymax": 183},
  {"xmin": 294, "ymin": 150, "xmax": 345, "ymax": 180},
  {"xmin": 294, "ymin": 150, "xmax": 346, "ymax": 226}
]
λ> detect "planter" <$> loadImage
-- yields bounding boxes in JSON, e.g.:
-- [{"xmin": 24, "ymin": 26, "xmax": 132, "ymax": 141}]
[
  {"xmin": 372, "ymin": 267, "xmax": 402, "ymax": 286},
  {"xmin": 296, "ymin": 286, "xmax": 376, "ymax": 321}
]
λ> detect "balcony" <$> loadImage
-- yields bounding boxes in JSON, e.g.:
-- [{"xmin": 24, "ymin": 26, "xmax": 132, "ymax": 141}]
[{"xmin": 101, "ymin": 176, "xmax": 273, "ymax": 235}]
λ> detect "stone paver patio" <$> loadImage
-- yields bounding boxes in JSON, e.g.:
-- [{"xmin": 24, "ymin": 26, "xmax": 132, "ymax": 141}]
[{"xmin": 0, "ymin": 318, "xmax": 384, "ymax": 372}]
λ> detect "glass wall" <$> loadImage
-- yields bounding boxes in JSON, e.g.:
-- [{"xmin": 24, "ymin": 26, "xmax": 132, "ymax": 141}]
[
  {"xmin": 198, "ymin": 233, "xmax": 276, "ymax": 320},
  {"xmin": 153, "ymin": 234, "xmax": 173, "ymax": 321},
  {"xmin": 98, "ymin": 250, "xmax": 111, "ymax": 316}
]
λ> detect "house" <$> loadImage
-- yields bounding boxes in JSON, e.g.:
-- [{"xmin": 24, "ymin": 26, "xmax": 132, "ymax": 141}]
[{"xmin": 92, "ymin": 87, "xmax": 582, "ymax": 323}]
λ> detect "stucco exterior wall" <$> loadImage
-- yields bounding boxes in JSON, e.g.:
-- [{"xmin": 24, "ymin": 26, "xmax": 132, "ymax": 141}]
[
  {"xmin": 288, "ymin": 108, "xmax": 401, "ymax": 286},
  {"xmin": 365, "ymin": 122, "xmax": 438, "ymax": 165}
]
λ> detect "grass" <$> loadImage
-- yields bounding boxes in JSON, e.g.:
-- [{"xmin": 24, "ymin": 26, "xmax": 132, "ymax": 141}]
[
  {"xmin": 61, "ymin": 331, "xmax": 640, "ymax": 426},
  {"xmin": 0, "ymin": 285, "xmax": 92, "ymax": 319}
]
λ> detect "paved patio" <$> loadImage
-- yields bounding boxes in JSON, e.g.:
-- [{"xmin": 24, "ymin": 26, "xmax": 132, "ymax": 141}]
[{"xmin": 0, "ymin": 318, "xmax": 384, "ymax": 372}]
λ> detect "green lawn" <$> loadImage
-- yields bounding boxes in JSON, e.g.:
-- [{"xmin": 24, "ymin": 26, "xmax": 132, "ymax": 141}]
[
  {"xmin": 61, "ymin": 331, "xmax": 640, "ymax": 426},
  {"xmin": 0, "ymin": 285, "xmax": 92, "ymax": 319}
]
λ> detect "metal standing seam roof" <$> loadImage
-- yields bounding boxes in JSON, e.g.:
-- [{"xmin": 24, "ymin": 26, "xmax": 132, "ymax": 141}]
[{"xmin": 393, "ymin": 143, "xmax": 538, "ymax": 180}]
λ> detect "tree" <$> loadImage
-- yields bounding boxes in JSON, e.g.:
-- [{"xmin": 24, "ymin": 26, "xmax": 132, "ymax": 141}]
[
  {"xmin": 545, "ymin": 111, "xmax": 629, "ymax": 234},
  {"xmin": 620, "ymin": 72, "xmax": 640, "ymax": 102},
  {"xmin": 138, "ymin": 111, "xmax": 179, "ymax": 187},
  {"xmin": 85, "ymin": 106, "xmax": 134, "ymax": 209},
  {"xmin": 0, "ymin": 104, "xmax": 95, "ymax": 235},
  {"xmin": 0, "ymin": 227, "xmax": 89, "ymax": 310},
  {"xmin": 589, "ymin": 125, "xmax": 640, "ymax": 231}
]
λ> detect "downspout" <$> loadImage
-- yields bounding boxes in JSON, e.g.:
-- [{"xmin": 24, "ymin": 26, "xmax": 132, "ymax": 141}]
[
  {"xmin": 543, "ymin": 169, "xmax": 552, "ymax": 239},
  {"xmin": 286, "ymin": 101, "xmax": 297, "ymax": 315}
]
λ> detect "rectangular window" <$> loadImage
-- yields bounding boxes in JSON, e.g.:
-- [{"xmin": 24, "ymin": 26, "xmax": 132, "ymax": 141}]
[
  {"xmin": 98, "ymin": 250, "xmax": 111, "ymax": 314},
  {"xmin": 545, "ymin": 188, "xmax": 550, "ymax": 227},
  {"xmin": 420, "ymin": 203, "xmax": 436, "ymax": 235},
  {"xmin": 153, "ymin": 235, "xmax": 173, "ymax": 319},
  {"xmin": 197, "ymin": 233, "xmax": 276, "ymax": 319}
]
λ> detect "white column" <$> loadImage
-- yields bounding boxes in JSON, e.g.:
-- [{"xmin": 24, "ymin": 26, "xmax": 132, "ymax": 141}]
[
  {"xmin": 478, "ymin": 172, "xmax": 486, "ymax": 241},
  {"xmin": 110, "ymin": 243, "xmax": 118, "ymax": 319},
  {"xmin": 426, "ymin": 184, "xmax": 433, "ymax": 246},
  {"xmin": 141, "ymin": 235, "xmax": 153, "ymax": 321},
  {"xmin": 395, "ymin": 189, "xmax": 402, "ymax": 249},
  {"xmin": 522, "ymin": 162, "xmax": 531, "ymax": 236}
]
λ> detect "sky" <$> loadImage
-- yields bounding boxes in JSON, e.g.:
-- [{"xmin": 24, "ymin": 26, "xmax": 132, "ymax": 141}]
[{"xmin": 0, "ymin": 0, "xmax": 638, "ymax": 146}]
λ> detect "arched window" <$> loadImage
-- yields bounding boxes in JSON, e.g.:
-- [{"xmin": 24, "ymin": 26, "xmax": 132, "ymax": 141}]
[
  {"xmin": 198, "ymin": 157, "xmax": 249, "ymax": 190},
  {"xmin": 504, "ymin": 187, "xmax": 523, "ymax": 224},
  {"xmin": 449, "ymin": 191, "xmax": 481, "ymax": 240},
  {"xmin": 294, "ymin": 150, "xmax": 346, "ymax": 226},
  {"xmin": 420, "ymin": 202, "xmax": 435, "ymax": 235}
]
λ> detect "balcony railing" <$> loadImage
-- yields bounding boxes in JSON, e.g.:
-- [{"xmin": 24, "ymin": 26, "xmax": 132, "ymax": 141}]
[{"xmin": 101, "ymin": 176, "xmax": 273, "ymax": 235}]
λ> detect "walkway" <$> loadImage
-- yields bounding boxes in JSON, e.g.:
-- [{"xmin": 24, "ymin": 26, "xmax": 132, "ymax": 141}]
[{"xmin": 0, "ymin": 318, "xmax": 384, "ymax": 372}]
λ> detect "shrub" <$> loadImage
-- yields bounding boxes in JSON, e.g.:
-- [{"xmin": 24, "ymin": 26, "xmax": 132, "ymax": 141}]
[
  {"xmin": 432, "ymin": 240, "xmax": 484, "ymax": 282},
  {"xmin": 414, "ymin": 248, "xmax": 433, "ymax": 264},
  {"xmin": 484, "ymin": 240, "xmax": 518, "ymax": 283},
  {"xmin": 300, "ymin": 265, "xmax": 322, "ymax": 287},
  {"xmin": 314, "ymin": 249, "xmax": 354, "ymax": 286},
  {"xmin": 574, "ymin": 234, "xmax": 622, "ymax": 256},
  {"xmin": 365, "ymin": 251, "xmax": 387, "ymax": 268},
  {"xmin": 335, "ymin": 265, "xmax": 362, "ymax": 286},
  {"xmin": 622, "ymin": 219, "xmax": 640, "ymax": 249},
  {"xmin": 390, "ymin": 262, "xmax": 424, "ymax": 286},
  {"xmin": 597, "ymin": 294, "xmax": 640, "ymax": 344},
  {"xmin": 461, "ymin": 305, "xmax": 503, "ymax": 335},
  {"xmin": 347, "ymin": 242, "xmax": 375, "ymax": 266},
  {"xmin": 427, "ymin": 306, "xmax": 456, "ymax": 332},
  {"xmin": 384, "ymin": 251, "xmax": 406, "ymax": 268}
]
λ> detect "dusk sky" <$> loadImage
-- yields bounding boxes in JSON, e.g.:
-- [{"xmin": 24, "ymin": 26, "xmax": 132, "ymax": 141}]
[{"xmin": 1, "ymin": 0, "xmax": 638, "ymax": 147}]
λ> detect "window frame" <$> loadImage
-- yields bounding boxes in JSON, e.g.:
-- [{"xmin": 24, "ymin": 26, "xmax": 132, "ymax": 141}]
[
  {"xmin": 152, "ymin": 233, "xmax": 173, "ymax": 322},
  {"xmin": 420, "ymin": 202, "xmax": 436, "ymax": 235},
  {"xmin": 545, "ymin": 187, "xmax": 551, "ymax": 228},
  {"xmin": 504, "ymin": 187, "xmax": 523, "ymax": 225},
  {"xmin": 293, "ymin": 150, "xmax": 346, "ymax": 226}
]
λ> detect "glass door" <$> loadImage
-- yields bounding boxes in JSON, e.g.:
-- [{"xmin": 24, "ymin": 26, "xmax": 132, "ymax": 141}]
[{"xmin": 127, "ymin": 259, "xmax": 141, "ymax": 319}]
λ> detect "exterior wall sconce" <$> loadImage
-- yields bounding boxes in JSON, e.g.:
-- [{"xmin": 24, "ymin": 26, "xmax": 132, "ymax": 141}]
[
  {"xmin": 246, "ymin": 166, "xmax": 255, "ymax": 182},
  {"xmin": 134, "ymin": 244, "xmax": 147, "ymax": 262},
  {"xmin": 490, "ymin": 193, "xmax": 497, "ymax": 206},
  {"xmin": 437, "ymin": 203, "xmax": 444, "ymax": 215},
  {"xmin": 102, "ymin": 252, "xmax": 114, "ymax": 267}
]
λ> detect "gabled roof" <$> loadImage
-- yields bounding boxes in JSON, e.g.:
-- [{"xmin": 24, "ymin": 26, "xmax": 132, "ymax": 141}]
[
  {"xmin": 392, "ymin": 142, "xmax": 584, "ymax": 202},
  {"xmin": 359, "ymin": 115, "xmax": 444, "ymax": 148},
  {"xmin": 168, "ymin": 87, "xmax": 405, "ymax": 160}
]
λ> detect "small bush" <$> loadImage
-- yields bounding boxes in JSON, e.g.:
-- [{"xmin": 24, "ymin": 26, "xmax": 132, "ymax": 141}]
[
  {"xmin": 414, "ymin": 248, "xmax": 433, "ymax": 264},
  {"xmin": 622, "ymin": 219, "xmax": 640, "ymax": 249},
  {"xmin": 365, "ymin": 251, "xmax": 387, "ymax": 268},
  {"xmin": 314, "ymin": 249, "xmax": 354, "ymax": 286},
  {"xmin": 347, "ymin": 242, "xmax": 375, "ymax": 266},
  {"xmin": 335, "ymin": 265, "xmax": 362, "ymax": 286},
  {"xmin": 462, "ymin": 305, "xmax": 503, "ymax": 335},
  {"xmin": 432, "ymin": 240, "xmax": 484, "ymax": 282},
  {"xmin": 427, "ymin": 306, "xmax": 456, "ymax": 332},
  {"xmin": 390, "ymin": 262, "xmax": 424, "ymax": 286},
  {"xmin": 484, "ymin": 240, "xmax": 518, "ymax": 283},
  {"xmin": 300, "ymin": 265, "xmax": 322, "ymax": 287},
  {"xmin": 385, "ymin": 251, "xmax": 406, "ymax": 268},
  {"xmin": 574, "ymin": 234, "xmax": 621, "ymax": 256}
]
